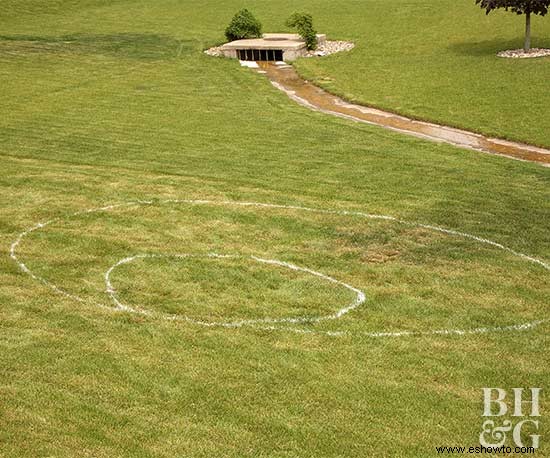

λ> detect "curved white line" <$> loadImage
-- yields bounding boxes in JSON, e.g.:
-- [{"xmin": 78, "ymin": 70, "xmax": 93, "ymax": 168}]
[
  {"xmin": 10, "ymin": 199, "xmax": 549, "ymax": 337},
  {"xmin": 104, "ymin": 253, "xmax": 366, "ymax": 326}
]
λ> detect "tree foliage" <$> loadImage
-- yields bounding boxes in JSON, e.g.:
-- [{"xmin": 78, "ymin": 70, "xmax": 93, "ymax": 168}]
[
  {"xmin": 225, "ymin": 9, "xmax": 262, "ymax": 42},
  {"xmin": 475, "ymin": 0, "xmax": 550, "ymax": 50},
  {"xmin": 475, "ymin": 0, "xmax": 549, "ymax": 15},
  {"xmin": 285, "ymin": 12, "xmax": 318, "ymax": 50}
]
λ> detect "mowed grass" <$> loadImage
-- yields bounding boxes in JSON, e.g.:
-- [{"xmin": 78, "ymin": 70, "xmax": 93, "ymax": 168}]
[
  {"xmin": 293, "ymin": 0, "xmax": 550, "ymax": 148},
  {"xmin": 0, "ymin": 1, "xmax": 549, "ymax": 457}
]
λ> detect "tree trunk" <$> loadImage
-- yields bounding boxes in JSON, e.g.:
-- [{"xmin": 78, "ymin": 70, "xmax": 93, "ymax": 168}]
[{"xmin": 524, "ymin": 11, "xmax": 531, "ymax": 52}]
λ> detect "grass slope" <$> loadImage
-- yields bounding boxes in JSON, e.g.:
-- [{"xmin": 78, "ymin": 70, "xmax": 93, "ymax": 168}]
[
  {"xmin": 0, "ymin": 1, "xmax": 548, "ymax": 457},
  {"xmin": 293, "ymin": 0, "xmax": 550, "ymax": 148}
]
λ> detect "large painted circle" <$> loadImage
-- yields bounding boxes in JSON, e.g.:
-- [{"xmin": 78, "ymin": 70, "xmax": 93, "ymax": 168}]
[{"xmin": 10, "ymin": 199, "xmax": 549, "ymax": 337}]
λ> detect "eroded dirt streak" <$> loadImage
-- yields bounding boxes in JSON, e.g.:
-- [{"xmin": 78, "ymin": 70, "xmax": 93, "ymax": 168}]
[{"xmin": 257, "ymin": 62, "xmax": 550, "ymax": 166}]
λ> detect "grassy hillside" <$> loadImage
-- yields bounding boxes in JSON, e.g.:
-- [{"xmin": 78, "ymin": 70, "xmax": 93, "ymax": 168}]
[
  {"xmin": 3, "ymin": 0, "xmax": 549, "ymax": 147},
  {"xmin": 293, "ymin": 0, "xmax": 550, "ymax": 147},
  {"xmin": 0, "ymin": 1, "xmax": 548, "ymax": 457}
]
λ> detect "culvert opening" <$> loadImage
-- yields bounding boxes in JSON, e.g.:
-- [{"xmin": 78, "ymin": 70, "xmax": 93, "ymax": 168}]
[{"xmin": 237, "ymin": 49, "xmax": 283, "ymax": 61}]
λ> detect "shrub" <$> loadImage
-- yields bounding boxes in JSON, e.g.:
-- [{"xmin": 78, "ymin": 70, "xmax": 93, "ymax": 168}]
[
  {"xmin": 285, "ymin": 12, "xmax": 317, "ymax": 50},
  {"xmin": 225, "ymin": 9, "xmax": 262, "ymax": 42}
]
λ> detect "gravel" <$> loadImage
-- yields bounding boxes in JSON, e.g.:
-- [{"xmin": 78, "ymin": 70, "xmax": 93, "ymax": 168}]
[
  {"xmin": 204, "ymin": 46, "xmax": 223, "ymax": 57},
  {"xmin": 497, "ymin": 48, "xmax": 550, "ymax": 59},
  {"xmin": 303, "ymin": 40, "xmax": 355, "ymax": 57}
]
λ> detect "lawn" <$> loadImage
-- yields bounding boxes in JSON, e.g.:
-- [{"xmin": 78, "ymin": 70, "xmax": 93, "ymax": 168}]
[
  {"xmin": 293, "ymin": 0, "xmax": 550, "ymax": 148},
  {"xmin": 0, "ymin": 1, "xmax": 549, "ymax": 457}
]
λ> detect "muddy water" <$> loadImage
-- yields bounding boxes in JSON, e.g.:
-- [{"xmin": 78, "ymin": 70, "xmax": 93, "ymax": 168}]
[{"xmin": 256, "ymin": 62, "xmax": 550, "ymax": 166}]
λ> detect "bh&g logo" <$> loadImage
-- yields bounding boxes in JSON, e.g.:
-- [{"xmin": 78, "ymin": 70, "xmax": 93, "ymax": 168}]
[{"xmin": 480, "ymin": 388, "xmax": 542, "ymax": 449}]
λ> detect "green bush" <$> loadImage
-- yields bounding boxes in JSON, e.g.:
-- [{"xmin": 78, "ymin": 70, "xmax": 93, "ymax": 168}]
[
  {"xmin": 285, "ymin": 12, "xmax": 317, "ymax": 50},
  {"xmin": 225, "ymin": 9, "xmax": 262, "ymax": 42}
]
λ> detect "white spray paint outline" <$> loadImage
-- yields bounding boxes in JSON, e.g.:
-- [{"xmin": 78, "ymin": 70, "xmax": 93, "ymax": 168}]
[
  {"xmin": 104, "ymin": 253, "xmax": 366, "ymax": 327},
  {"xmin": 9, "ymin": 199, "xmax": 549, "ymax": 338}
]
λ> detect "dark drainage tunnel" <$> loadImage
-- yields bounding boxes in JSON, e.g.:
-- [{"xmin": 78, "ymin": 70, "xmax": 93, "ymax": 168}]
[{"xmin": 237, "ymin": 49, "xmax": 283, "ymax": 61}]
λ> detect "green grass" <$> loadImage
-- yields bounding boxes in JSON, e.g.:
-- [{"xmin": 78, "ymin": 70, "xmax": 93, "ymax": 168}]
[
  {"xmin": 0, "ymin": 1, "xmax": 549, "ymax": 457},
  {"xmin": 293, "ymin": 0, "xmax": 550, "ymax": 148}
]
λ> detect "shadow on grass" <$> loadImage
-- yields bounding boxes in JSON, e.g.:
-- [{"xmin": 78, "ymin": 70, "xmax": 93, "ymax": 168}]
[
  {"xmin": 448, "ymin": 37, "xmax": 550, "ymax": 57},
  {"xmin": 0, "ymin": 33, "xmax": 195, "ymax": 59}
]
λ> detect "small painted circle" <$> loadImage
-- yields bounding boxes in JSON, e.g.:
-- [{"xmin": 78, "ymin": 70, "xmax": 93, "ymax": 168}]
[{"xmin": 104, "ymin": 252, "xmax": 366, "ymax": 327}]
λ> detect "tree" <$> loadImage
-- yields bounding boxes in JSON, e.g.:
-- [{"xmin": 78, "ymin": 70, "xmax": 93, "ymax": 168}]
[
  {"xmin": 475, "ymin": 0, "xmax": 550, "ymax": 52},
  {"xmin": 285, "ymin": 12, "xmax": 318, "ymax": 50},
  {"xmin": 225, "ymin": 9, "xmax": 262, "ymax": 42}
]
